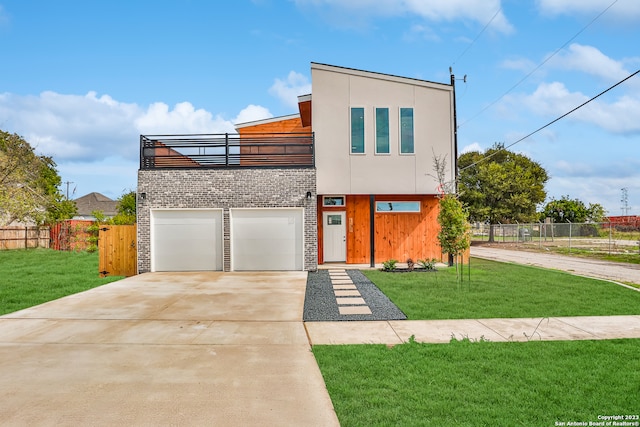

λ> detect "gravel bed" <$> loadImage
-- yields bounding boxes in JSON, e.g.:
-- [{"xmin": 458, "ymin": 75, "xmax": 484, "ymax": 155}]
[{"xmin": 303, "ymin": 269, "xmax": 407, "ymax": 321}]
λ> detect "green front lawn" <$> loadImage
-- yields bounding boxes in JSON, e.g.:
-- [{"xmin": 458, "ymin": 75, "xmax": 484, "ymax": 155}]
[
  {"xmin": 314, "ymin": 339, "xmax": 640, "ymax": 427},
  {"xmin": 314, "ymin": 259, "xmax": 640, "ymax": 426},
  {"xmin": 363, "ymin": 258, "xmax": 640, "ymax": 319},
  {"xmin": 0, "ymin": 249, "xmax": 123, "ymax": 315}
]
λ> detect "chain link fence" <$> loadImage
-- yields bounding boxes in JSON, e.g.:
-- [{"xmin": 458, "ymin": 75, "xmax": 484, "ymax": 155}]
[{"xmin": 471, "ymin": 222, "xmax": 640, "ymax": 255}]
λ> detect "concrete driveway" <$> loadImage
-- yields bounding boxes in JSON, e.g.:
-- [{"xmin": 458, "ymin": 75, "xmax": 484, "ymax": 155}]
[{"xmin": 0, "ymin": 272, "xmax": 339, "ymax": 426}]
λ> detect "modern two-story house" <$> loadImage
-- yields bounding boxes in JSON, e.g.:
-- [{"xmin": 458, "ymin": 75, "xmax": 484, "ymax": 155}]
[{"xmin": 136, "ymin": 63, "xmax": 456, "ymax": 272}]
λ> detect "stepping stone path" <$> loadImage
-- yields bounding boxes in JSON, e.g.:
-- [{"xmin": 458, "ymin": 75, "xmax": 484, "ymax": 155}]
[{"xmin": 328, "ymin": 269, "xmax": 372, "ymax": 315}]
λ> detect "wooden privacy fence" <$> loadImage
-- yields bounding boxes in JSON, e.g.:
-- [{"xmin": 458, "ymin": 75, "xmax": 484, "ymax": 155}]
[
  {"xmin": 49, "ymin": 220, "xmax": 94, "ymax": 251},
  {"xmin": 0, "ymin": 227, "xmax": 50, "ymax": 249},
  {"xmin": 98, "ymin": 225, "xmax": 137, "ymax": 277}
]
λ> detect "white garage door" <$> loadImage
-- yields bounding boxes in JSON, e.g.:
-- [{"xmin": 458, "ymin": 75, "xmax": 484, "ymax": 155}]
[
  {"xmin": 151, "ymin": 209, "xmax": 223, "ymax": 272},
  {"xmin": 230, "ymin": 208, "xmax": 304, "ymax": 271}
]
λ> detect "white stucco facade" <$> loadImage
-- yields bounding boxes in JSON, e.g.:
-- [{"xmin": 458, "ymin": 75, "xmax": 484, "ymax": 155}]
[{"xmin": 311, "ymin": 63, "xmax": 455, "ymax": 195}]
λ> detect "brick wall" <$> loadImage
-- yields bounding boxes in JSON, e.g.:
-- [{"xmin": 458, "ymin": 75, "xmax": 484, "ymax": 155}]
[{"xmin": 137, "ymin": 168, "xmax": 317, "ymax": 272}]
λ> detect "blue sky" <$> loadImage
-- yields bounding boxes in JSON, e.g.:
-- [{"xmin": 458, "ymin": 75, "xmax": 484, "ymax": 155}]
[{"xmin": 0, "ymin": 0, "xmax": 638, "ymax": 216}]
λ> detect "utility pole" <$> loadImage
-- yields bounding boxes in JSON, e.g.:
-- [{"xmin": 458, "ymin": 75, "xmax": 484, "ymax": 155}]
[
  {"xmin": 63, "ymin": 181, "xmax": 74, "ymax": 200},
  {"xmin": 449, "ymin": 67, "xmax": 466, "ymax": 194}
]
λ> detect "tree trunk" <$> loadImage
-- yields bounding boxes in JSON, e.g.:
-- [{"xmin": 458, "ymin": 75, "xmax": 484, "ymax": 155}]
[{"xmin": 488, "ymin": 224, "xmax": 495, "ymax": 242}]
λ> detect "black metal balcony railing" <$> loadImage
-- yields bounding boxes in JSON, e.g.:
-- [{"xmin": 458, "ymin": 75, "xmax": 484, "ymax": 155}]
[{"xmin": 140, "ymin": 133, "xmax": 315, "ymax": 169}]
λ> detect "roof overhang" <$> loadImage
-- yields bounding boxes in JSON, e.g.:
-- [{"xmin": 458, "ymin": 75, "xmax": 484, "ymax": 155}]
[
  {"xmin": 234, "ymin": 113, "xmax": 301, "ymax": 130},
  {"xmin": 311, "ymin": 62, "xmax": 452, "ymax": 91}
]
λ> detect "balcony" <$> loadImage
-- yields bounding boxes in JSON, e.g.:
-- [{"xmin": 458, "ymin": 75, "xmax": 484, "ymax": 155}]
[{"xmin": 140, "ymin": 133, "xmax": 315, "ymax": 169}]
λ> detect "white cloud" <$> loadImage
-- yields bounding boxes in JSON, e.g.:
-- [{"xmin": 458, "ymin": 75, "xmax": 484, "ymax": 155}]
[
  {"xmin": 233, "ymin": 104, "xmax": 273, "ymax": 125},
  {"xmin": 268, "ymin": 71, "xmax": 312, "ymax": 108},
  {"xmin": 0, "ymin": 91, "xmax": 140, "ymax": 161},
  {"xmin": 0, "ymin": 91, "xmax": 272, "ymax": 164},
  {"xmin": 0, "ymin": 90, "xmax": 278, "ymax": 197},
  {"xmin": 405, "ymin": 0, "xmax": 513, "ymax": 33},
  {"xmin": 294, "ymin": 0, "xmax": 513, "ymax": 33},
  {"xmin": 536, "ymin": 0, "xmax": 640, "ymax": 22},
  {"xmin": 513, "ymin": 81, "xmax": 640, "ymax": 134},
  {"xmin": 135, "ymin": 101, "xmax": 234, "ymax": 135},
  {"xmin": 460, "ymin": 142, "xmax": 482, "ymax": 154},
  {"xmin": 521, "ymin": 82, "xmax": 588, "ymax": 115},
  {"xmin": 550, "ymin": 44, "xmax": 631, "ymax": 82}
]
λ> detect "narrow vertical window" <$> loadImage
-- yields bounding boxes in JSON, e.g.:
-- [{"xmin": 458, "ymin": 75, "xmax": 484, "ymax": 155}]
[
  {"xmin": 350, "ymin": 107, "xmax": 365, "ymax": 154},
  {"xmin": 400, "ymin": 107, "xmax": 414, "ymax": 154},
  {"xmin": 375, "ymin": 107, "xmax": 390, "ymax": 154}
]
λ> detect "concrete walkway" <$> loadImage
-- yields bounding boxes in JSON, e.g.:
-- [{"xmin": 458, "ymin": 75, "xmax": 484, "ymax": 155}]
[
  {"xmin": 305, "ymin": 315, "xmax": 640, "ymax": 345},
  {"xmin": 0, "ymin": 272, "xmax": 340, "ymax": 427}
]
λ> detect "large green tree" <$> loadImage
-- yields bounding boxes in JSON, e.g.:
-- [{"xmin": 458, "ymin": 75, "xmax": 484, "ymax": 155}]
[
  {"xmin": 0, "ymin": 130, "xmax": 76, "ymax": 225},
  {"xmin": 458, "ymin": 143, "xmax": 548, "ymax": 241},
  {"xmin": 540, "ymin": 196, "xmax": 607, "ymax": 223}
]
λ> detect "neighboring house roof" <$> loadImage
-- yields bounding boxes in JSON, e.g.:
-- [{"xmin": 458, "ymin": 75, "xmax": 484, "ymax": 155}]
[{"xmin": 74, "ymin": 192, "xmax": 118, "ymax": 218}]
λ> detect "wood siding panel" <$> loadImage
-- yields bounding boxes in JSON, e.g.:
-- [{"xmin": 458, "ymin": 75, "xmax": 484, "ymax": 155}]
[
  {"xmin": 318, "ymin": 194, "xmax": 455, "ymax": 265},
  {"xmin": 346, "ymin": 195, "xmax": 371, "ymax": 264},
  {"xmin": 238, "ymin": 117, "xmax": 307, "ymax": 134},
  {"xmin": 372, "ymin": 195, "xmax": 441, "ymax": 263},
  {"xmin": 336, "ymin": 195, "xmax": 443, "ymax": 264},
  {"xmin": 299, "ymin": 100, "xmax": 312, "ymax": 127},
  {"xmin": 238, "ymin": 117, "xmax": 313, "ymax": 166}
]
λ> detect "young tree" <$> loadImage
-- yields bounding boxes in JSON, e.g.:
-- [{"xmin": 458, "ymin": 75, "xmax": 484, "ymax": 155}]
[
  {"xmin": 458, "ymin": 143, "xmax": 548, "ymax": 241},
  {"xmin": 433, "ymin": 154, "xmax": 470, "ymax": 271},
  {"xmin": 437, "ymin": 194, "xmax": 470, "ymax": 273}
]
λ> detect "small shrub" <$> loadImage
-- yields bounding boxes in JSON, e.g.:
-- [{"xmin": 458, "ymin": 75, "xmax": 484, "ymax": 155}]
[
  {"xmin": 382, "ymin": 259, "xmax": 398, "ymax": 271},
  {"xmin": 417, "ymin": 258, "xmax": 437, "ymax": 271}
]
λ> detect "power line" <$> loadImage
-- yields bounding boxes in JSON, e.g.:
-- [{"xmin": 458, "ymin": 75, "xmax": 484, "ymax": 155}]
[
  {"xmin": 458, "ymin": 0, "xmax": 619, "ymax": 129},
  {"xmin": 460, "ymin": 68, "xmax": 640, "ymax": 172},
  {"xmin": 451, "ymin": 6, "xmax": 503, "ymax": 66}
]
